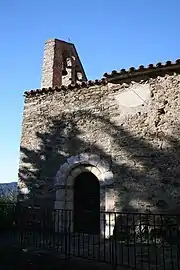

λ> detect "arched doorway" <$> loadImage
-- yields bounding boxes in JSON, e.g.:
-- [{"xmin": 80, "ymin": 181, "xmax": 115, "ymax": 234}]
[{"xmin": 73, "ymin": 172, "xmax": 100, "ymax": 234}]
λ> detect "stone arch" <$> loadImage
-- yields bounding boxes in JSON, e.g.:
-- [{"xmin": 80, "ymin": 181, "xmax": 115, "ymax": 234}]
[
  {"xmin": 67, "ymin": 165, "xmax": 103, "ymax": 186},
  {"xmin": 55, "ymin": 153, "xmax": 113, "ymax": 187},
  {"xmin": 54, "ymin": 153, "xmax": 115, "ymax": 238}
]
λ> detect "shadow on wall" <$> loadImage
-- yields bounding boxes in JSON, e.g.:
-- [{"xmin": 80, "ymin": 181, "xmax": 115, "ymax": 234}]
[{"xmin": 18, "ymin": 109, "xmax": 180, "ymax": 215}]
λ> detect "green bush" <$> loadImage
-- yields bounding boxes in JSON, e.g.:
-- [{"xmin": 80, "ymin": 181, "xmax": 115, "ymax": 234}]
[{"xmin": 0, "ymin": 198, "xmax": 16, "ymax": 230}]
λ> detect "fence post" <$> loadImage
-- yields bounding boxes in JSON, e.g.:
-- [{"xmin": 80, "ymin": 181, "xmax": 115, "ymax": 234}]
[
  {"xmin": 64, "ymin": 209, "xmax": 68, "ymax": 259},
  {"xmin": 112, "ymin": 212, "xmax": 118, "ymax": 270}
]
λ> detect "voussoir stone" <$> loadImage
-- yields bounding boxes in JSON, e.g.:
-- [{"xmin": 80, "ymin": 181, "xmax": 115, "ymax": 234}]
[
  {"xmin": 98, "ymin": 160, "xmax": 110, "ymax": 173},
  {"xmin": 55, "ymin": 171, "xmax": 66, "ymax": 186},
  {"xmin": 59, "ymin": 162, "xmax": 70, "ymax": 174},
  {"xmin": 71, "ymin": 167, "xmax": 83, "ymax": 178},
  {"xmin": 104, "ymin": 171, "xmax": 114, "ymax": 185},
  {"xmin": 88, "ymin": 154, "xmax": 101, "ymax": 166},
  {"xmin": 67, "ymin": 155, "xmax": 80, "ymax": 165},
  {"xmin": 79, "ymin": 153, "xmax": 90, "ymax": 162}
]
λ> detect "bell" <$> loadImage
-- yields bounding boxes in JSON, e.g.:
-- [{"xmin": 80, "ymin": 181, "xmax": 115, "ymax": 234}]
[{"xmin": 62, "ymin": 69, "xmax": 68, "ymax": 76}]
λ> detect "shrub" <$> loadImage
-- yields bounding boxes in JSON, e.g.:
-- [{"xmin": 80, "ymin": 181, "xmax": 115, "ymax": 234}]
[{"xmin": 0, "ymin": 198, "xmax": 16, "ymax": 230}]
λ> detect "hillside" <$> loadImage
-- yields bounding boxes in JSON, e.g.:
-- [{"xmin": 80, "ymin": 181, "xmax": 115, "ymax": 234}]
[{"xmin": 0, "ymin": 182, "xmax": 17, "ymax": 200}]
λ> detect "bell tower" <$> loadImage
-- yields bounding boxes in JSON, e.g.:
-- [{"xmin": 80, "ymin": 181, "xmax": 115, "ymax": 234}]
[{"xmin": 41, "ymin": 39, "xmax": 87, "ymax": 88}]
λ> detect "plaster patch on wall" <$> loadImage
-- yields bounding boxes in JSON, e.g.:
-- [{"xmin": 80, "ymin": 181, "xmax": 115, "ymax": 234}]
[
  {"xmin": 115, "ymin": 84, "xmax": 150, "ymax": 108},
  {"xmin": 114, "ymin": 83, "xmax": 151, "ymax": 117}
]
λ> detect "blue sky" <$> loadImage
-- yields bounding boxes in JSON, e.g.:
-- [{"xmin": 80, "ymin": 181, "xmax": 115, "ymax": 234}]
[{"xmin": 0, "ymin": 0, "xmax": 180, "ymax": 183}]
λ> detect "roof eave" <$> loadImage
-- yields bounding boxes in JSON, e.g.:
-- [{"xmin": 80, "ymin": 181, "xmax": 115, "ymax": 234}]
[{"xmin": 105, "ymin": 64, "xmax": 180, "ymax": 83}]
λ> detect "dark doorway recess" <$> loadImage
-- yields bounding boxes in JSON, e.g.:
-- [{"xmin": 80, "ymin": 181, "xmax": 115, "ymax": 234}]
[{"xmin": 73, "ymin": 171, "xmax": 100, "ymax": 234}]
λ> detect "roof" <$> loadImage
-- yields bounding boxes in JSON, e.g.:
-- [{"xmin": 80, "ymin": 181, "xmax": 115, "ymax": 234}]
[
  {"xmin": 24, "ymin": 59, "xmax": 180, "ymax": 97},
  {"xmin": 104, "ymin": 59, "xmax": 180, "ymax": 81},
  {"xmin": 24, "ymin": 79, "xmax": 108, "ymax": 97}
]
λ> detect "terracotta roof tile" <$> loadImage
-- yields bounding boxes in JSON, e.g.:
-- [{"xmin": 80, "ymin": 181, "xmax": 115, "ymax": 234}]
[
  {"xmin": 24, "ymin": 78, "xmax": 108, "ymax": 97},
  {"xmin": 103, "ymin": 59, "xmax": 180, "ymax": 78}
]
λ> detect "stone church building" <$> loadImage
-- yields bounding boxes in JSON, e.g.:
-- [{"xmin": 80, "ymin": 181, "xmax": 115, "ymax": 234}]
[{"xmin": 18, "ymin": 38, "xmax": 180, "ymax": 236}]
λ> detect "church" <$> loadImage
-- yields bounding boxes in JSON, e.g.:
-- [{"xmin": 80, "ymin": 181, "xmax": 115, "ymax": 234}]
[{"xmin": 18, "ymin": 38, "xmax": 180, "ymax": 236}]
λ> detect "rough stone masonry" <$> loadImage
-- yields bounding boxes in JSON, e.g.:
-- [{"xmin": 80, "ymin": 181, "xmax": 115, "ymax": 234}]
[{"xmin": 18, "ymin": 38, "xmax": 180, "ymax": 228}]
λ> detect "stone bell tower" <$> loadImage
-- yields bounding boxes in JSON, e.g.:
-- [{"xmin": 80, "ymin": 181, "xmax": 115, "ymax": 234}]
[{"xmin": 41, "ymin": 39, "xmax": 87, "ymax": 88}]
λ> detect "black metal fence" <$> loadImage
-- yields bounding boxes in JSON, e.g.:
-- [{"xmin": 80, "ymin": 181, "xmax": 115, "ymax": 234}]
[{"xmin": 1, "ymin": 205, "xmax": 180, "ymax": 270}]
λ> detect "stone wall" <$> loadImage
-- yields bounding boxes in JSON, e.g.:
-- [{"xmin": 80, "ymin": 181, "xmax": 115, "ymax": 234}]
[{"xmin": 19, "ymin": 73, "xmax": 180, "ymax": 213}]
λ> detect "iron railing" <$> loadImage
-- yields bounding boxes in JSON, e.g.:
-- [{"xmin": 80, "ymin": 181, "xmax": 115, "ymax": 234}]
[{"xmin": 0, "ymin": 205, "xmax": 180, "ymax": 270}]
